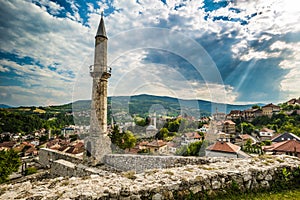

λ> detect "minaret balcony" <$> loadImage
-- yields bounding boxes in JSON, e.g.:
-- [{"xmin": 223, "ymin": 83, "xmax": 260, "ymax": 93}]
[{"xmin": 89, "ymin": 65, "xmax": 111, "ymax": 79}]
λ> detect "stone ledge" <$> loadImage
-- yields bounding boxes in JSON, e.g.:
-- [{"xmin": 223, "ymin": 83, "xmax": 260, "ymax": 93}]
[{"xmin": 3, "ymin": 155, "xmax": 298, "ymax": 199}]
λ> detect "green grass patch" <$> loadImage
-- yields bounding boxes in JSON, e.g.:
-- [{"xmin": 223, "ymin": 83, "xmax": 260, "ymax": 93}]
[{"xmin": 215, "ymin": 188, "xmax": 300, "ymax": 200}]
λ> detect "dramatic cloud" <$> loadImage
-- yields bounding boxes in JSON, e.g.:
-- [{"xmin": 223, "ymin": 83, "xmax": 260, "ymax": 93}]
[{"xmin": 0, "ymin": 0, "xmax": 300, "ymax": 106}]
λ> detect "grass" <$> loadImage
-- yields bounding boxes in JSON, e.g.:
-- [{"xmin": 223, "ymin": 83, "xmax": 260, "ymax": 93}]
[
  {"xmin": 122, "ymin": 171, "xmax": 136, "ymax": 180},
  {"xmin": 164, "ymin": 171, "xmax": 174, "ymax": 175},
  {"xmin": 218, "ymin": 188, "xmax": 300, "ymax": 200},
  {"xmin": 33, "ymin": 108, "xmax": 46, "ymax": 113}
]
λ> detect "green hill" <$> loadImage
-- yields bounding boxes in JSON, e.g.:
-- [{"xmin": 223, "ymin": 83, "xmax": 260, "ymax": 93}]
[{"xmin": 72, "ymin": 94, "xmax": 260, "ymax": 117}]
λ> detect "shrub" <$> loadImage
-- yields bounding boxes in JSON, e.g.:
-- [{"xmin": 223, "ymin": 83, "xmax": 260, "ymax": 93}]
[{"xmin": 24, "ymin": 167, "xmax": 37, "ymax": 176}]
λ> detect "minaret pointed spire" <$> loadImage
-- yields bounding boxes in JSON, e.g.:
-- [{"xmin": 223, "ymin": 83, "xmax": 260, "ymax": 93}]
[{"xmin": 96, "ymin": 11, "xmax": 107, "ymax": 39}]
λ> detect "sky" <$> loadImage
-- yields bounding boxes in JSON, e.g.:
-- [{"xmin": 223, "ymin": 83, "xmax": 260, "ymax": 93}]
[{"xmin": 0, "ymin": 0, "xmax": 300, "ymax": 107}]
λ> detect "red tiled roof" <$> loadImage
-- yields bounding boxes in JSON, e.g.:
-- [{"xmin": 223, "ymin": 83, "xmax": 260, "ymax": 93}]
[
  {"xmin": 139, "ymin": 141, "xmax": 149, "ymax": 146},
  {"xmin": 224, "ymin": 120, "xmax": 236, "ymax": 125},
  {"xmin": 73, "ymin": 142, "xmax": 84, "ymax": 148},
  {"xmin": 262, "ymin": 103, "xmax": 280, "ymax": 109},
  {"xmin": 273, "ymin": 140, "xmax": 300, "ymax": 153},
  {"xmin": 260, "ymin": 127, "xmax": 275, "ymax": 133},
  {"xmin": 229, "ymin": 110, "xmax": 241, "ymax": 114},
  {"xmin": 207, "ymin": 141, "xmax": 240, "ymax": 153},
  {"xmin": 25, "ymin": 146, "xmax": 37, "ymax": 154},
  {"xmin": 0, "ymin": 141, "xmax": 16, "ymax": 148},
  {"xmin": 262, "ymin": 142, "xmax": 285, "ymax": 151},
  {"xmin": 147, "ymin": 140, "xmax": 167, "ymax": 147},
  {"xmin": 239, "ymin": 134, "xmax": 251, "ymax": 140},
  {"xmin": 185, "ymin": 132, "xmax": 201, "ymax": 139}
]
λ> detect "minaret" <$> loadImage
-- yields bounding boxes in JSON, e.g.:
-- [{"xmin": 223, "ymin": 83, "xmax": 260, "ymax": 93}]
[{"xmin": 85, "ymin": 13, "xmax": 112, "ymax": 165}]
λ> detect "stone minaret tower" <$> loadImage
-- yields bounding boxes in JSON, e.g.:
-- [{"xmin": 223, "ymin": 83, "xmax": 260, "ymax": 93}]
[{"xmin": 85, "ymin": 13, "xmax": 111, "ymax": 165}]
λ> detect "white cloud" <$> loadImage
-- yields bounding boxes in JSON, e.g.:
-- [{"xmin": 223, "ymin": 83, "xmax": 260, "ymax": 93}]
[
  {"xmin": 0, "ymin": 58, "xmax": 74, "ymax": 106},
  {"xmin": 29, "ymin": 0, "xmax": 64, "ymax": 15},
  {"xmin": 0, "ymin": 0, "xmax": 93, "ymax": 72},
  {"xmin": 104, "ymin": 50, "xmax": 237, "ymax": 104},
  {"xmin": 271, "ymin": 41, "xmax": 300, "ymax": 99},
  {"xmin": 1, "ymin": 0, "xmax": 300, "ymax": 106},
  {"xmin": 239, "ymin": 48, "xmax": 280, "ymax": 61},
  {"xmin": 0, "ymin": 65, "xmax": 10, "ymax": 72}
]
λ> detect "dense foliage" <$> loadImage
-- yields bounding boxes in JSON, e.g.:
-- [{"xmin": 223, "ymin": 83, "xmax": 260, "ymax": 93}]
[
  {"xmin": 176, "ymin": 140, "xmax": 204, "ymax": 156},
  {"xmin": 0, "ymin": 108, "xmax": 74, "ymax": 134},
  {"xmin": 109, "ymin": 126, "xmax": 137, "ymax": 150},
  {"xmin": 0, "ymin": 150, "xmax": 21, "ymax": 183},
  {"xmin": 234, "ymin": 112, "xmax": 300, "ymax": 136}
]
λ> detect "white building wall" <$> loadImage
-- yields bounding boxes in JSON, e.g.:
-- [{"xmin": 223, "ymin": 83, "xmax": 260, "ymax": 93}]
[{"xmin": 205, "ymin": 150, "xmax": 238, "ymax": 158}]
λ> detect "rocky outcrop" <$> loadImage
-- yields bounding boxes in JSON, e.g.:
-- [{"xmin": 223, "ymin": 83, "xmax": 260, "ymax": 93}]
[{"xmin": 1, "ymin": 155, "xmax": 299, "ymax": 200}]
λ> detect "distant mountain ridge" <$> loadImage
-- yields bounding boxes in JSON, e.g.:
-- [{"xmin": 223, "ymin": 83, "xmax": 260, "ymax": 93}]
[
  {"xmin": 1, "ymin": 94, "xmax": 262, "ymax": 116},
  {"xmin": 71, "ymin": 94, "xmax": 263, "ymax": 117},
  {"xmin": 0, "ymin": 104, "xmax": 13, "ymax": 108}
]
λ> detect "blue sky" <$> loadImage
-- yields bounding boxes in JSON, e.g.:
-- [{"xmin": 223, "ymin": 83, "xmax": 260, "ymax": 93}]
[{"xmin": 0, "ymin": 0, "xmax": 300, "ymax": 106}]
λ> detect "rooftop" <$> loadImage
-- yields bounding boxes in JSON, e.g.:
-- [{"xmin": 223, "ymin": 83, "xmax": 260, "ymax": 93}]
[{"xmin": 207, "ymin": 141, "xmax": 240, "ymax": 153}]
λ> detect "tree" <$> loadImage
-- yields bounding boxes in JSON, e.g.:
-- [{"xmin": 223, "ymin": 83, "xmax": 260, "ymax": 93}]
[
  {"xmin": 120, "ymin": 130, "xmax": 137, "ymax": 150},
  {"xmin": 197, "ymin": 131, "xmax": 205, "ymax": 140},
  {"xmin": 239, "ymin": 122, "xmax": 255, "ymax": 134},
  {"xmin": 0, "ymin": 150, "xmax": 21, "ymax": 183},
  {"xmin": 252, "ymin": 105, "xmax": 260, "ymax": 109},
  {"xmin": 134, "ymin": 116, "xmax": 147, "ymax": 126},
  {"xmin": 167, "ymin": 119, "xmax": 180, "ymax": 132},
  {"xmin": 176, "ymin": 141, "xmax": 203, "ymax": 156},
  {"xmin": 109, "ymin": 126, "xmax": 137, "ymax": 150},
  {"xmin": 188, "ymin": 141, "xmax": 203, "ymax": 156},
  {"xmin": 156, "ymin": 128, "xmax": 169, "ymax": 140}
]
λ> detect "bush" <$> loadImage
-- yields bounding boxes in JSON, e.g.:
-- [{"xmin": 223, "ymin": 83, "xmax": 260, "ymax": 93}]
[
  {"xmin": 0, "ymin": 150, "xmax": 21, "ymax": 183},
  {"xmin": 24, "ymin": 167, "xmax": 37, "ymax": 176}
]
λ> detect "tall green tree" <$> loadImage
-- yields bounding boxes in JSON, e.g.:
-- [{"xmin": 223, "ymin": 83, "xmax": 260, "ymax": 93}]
[
  {"xmin": 109, "ymin": 126, "xmax": 137, "ymax": 150},
  {"xmin": 176, "ymin": 140, "xmax": 203, "ymax": 156},
  {"xmin": 0, "ymin": 150, "xmax": 21, "ymax": 183},
  {"xmin": 156, "ymin": 128, "xmax": 169, "ymax": 140}
]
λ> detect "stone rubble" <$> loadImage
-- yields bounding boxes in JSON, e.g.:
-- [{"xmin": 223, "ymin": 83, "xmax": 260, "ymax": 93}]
[{"xmin": 0, "ymin": 155, "xmax": 299, "ymax": 200}]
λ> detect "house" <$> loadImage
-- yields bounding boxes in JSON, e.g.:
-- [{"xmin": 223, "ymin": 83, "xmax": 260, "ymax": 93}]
[
  {"xmin": 13, "ymin": 142, "xmax": 38, "ymax": 157},
  {"xmin": 259, "ymin": 128, "xmax": 275, "ymax": 141},
  {"xmin": 0, "ymin": 141, "xmax": 16, "ymax": 151},
  {"xmin": 64, "ymin": 141, "xmax": 85, "ymax": 155},
  {"xmin": 217, "ymin": 131, "xmax": 231, "ymax": 142},
  {"xmin": 262, "ymin": 140, "xmax": 300, "ymax": 158},
  {"xmin": 126, "ymin": 141, "xmax": 149, "ymax": 154},
  {"xmin": 223, "ymin": 120, "xmax": 236, "ymax": 134},
  {"xmin": 146, "ymin": 125, "xmax": 158, "ymax": 137},
  {"xmin": 287, "ymin": 98, "xmax": 300, "ymax": 105},
  {"xmin": 271, "ymin": 132, "xmax": 300, "ymax": 143},
  {"xmin": 61, "ymin": 127, "xmax": 75, "ymax": 138},
  {"xmin": 199, "ymin": 117, "xmax": 210, "ymax": 123},
  {"xmin": 205, "ymin": 141, "xmax": 250, "ymax": 158},
  {"xmin": 181, "ymin": 132, "xmax": 202, "ymax": 145},
  {"xmin": 166, "ymin": 141, "xmax": 180, "ymax": 154},
  {"xmin": 46, "ymin": 139, "xmax": 70, "ymax": 150},
  {"xmin": 30, "ymin": 140, "xmax": 40, "ymax": 146},
  {"xmin": 215, "ymin": 120, "xmax": 236, "ymax": 134},
  {"xmin": 197, "ymin": 124, "xmax": 209, "ymax": 133},
  {"xmin": 24, "ymin": 146, "xmax": 38, "ymax": 157},
  {"xmin": 213, "ymin": 112, "xmax": 226, "ymax": 121},
  {"xmin": 262, "ymin": 103, "xmax": 280, "ymax": 117},
  {"xmin": 146, "ymin": 140, "xmax": 168, "ymax": 155},
  {"xmin": 253, "ymin": 109, "xmax": 263, "ymax": 118},
  {"xmin": 242, "ymin": 109, "xmax": 255, "ymax": 121},
  {"xmin": 236, "ymin": 134, "xmax": 258, "ymax": 145},
  {"xmin": 226, "ymin": 110, "xmax": 242, "ymax": 120}
]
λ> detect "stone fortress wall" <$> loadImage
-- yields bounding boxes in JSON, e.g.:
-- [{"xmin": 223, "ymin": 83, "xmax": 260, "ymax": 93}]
[
  {"xmin": 39, "ymin": 148, "xmax": 236, "ymax": 175},
  {"xmin": 104, "ymin": 154, "xmax": 230, "ymax": 173},
  {"xmin": 39, "ymin": 148, "xmax": 83, "ymax": 168},
  {"xmin": 3, "ymin": 151, "xmax": 300, "ymax": 199}
]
